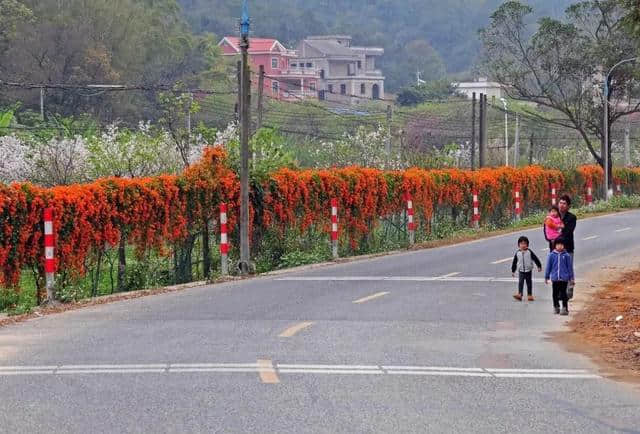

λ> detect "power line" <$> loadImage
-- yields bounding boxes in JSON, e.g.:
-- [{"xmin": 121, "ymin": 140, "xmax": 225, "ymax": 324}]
[{"xmin": 0, "ymin": 81, "xmax": 236, "ymax": 95}]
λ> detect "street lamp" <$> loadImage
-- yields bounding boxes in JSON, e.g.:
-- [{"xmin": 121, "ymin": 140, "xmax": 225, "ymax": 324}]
[
  {"xmin": 603, "ymin": 57, "xmax": 638, "ymax": 199},
  {"xmin": 500, "ymin": 97, "xmax": 508, "ymax": 167}
]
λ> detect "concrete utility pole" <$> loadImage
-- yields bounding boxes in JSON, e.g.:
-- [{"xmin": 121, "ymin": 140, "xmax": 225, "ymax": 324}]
[
  {"xmin": 386, "ymin": 105, "xmax": 392, "ymax": 155},
  {"xmin": 40, "ymin": 87, "xmax": 45, "ymax": 120},
  {"xmin": 624, "ymin": 122, "xmax": 631, "ymax": 167},
  {"xmin": 514, "ymin": 113, "xmax": 520, "ymax": 167},
  {"xmin": 479, "ymin": 93, "xmax": 486, "ymax": 168},
  {"xmin": 186, "ymin": 93, "xmax": 192, "ymax": 138},
  {"xmin": 257, "ymin": 65, "xmax": 265, "ymax": 130},
  {"xmin": 239, "ymin": 0, "xmax": 251, "ymax": 274},
  {"xmin": 604, "ymin": 57, "xmax": 638, "ymax": 199},
  {"xmin": 500, "ymin": 97, "xmax": 508, "ymax": 167},
  {"xmin": 471, "ymin": 92, "xmax": 476, "ymax": 170}
]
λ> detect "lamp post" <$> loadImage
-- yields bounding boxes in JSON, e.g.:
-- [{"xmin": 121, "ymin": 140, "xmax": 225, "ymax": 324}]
[
  {"xmin": 603, "ymin": 57, "xmax": 638, "ymax": 199},
  {"xmin": 500, "ymin": 97, "xmax": 508, "ymax": 167}
]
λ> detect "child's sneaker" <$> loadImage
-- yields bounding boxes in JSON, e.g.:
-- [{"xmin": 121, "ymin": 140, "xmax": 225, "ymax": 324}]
[
  {"xmin": 513, "ymin": 293, "xmax": 523, "ymax": 301},
  {"xmin": 554, "ymin": 307, "xmax": 560, "ymax": 314},
  {"xmin": 527, "ymin": 295, "xmax": 535, "ymax": 302},
  {"xmin": 560, "ymin": 308, "xmax": 569, "ymax": 316}
]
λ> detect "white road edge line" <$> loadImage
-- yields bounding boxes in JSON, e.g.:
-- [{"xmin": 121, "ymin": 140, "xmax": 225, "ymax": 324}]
[
  {"xmin": 386, "ymin": 371, "xmax": 492, "ymax": 377},
  {"xmin": 383, "ymin": 366, "xmax": 484, "ymax": 372},
  {"xmin": 0, "ymin": 363, "xmax": 602, "ymax": 380},
  {"xmin": 278, "ymin": 364, "xmax": 379, "ymax": 370},
  {"xmin": 278, "ymin": 369, "xmax": 384, "ymax": 375},
  {"xmin": 275, "ymin": 277, "xmax": 574, "ymax": 283}
]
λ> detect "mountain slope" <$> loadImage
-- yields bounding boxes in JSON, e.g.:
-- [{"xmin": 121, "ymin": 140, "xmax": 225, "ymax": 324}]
[{"xmin": 178, "ymin": 0, "xmax": 575, "ymax": 89}]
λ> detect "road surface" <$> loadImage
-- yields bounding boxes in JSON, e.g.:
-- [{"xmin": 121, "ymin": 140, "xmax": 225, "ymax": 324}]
[{"xmin": 1, "ymin": 210, "xmax": 640, "ymax": 433}]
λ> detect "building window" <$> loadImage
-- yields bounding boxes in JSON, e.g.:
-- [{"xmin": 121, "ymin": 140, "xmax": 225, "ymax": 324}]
[
  {"xmin": 360, "ymin": 83, "xmax": 366, "ymax": 94},
  {"xmin": 340, "ymin": 84, "xmax": 346, "ymax": 95},
  {"xmin": 271, "ymin": 57, "xmax": 278, "ymax": 69},
  {"xmin": 328, "ymin": 84, "xmax": 334, "ymax": 94},
  {"xmin": 319, "ymin": 90, "xmax": 326, "ymax": 100},
  {"xmin": 306, "ymin": 62, "xmax": 313, "ymax": 68},
  {"xmin": 272, "ymin": 81, "xmax": 279, "ymax": 94},
  {"xmin": 320, "ymin": 69, "xmax": 325, "ymax": 79},
  {"xmin": 310, "ymin": 82, "xmax": 316, "ymax": 91},
  {"xmin": 348, "ymin": 64, "xmax": 356, "ymax": 76},
  {"xmin": 291, "ymin": 63, "xmax": 297, "ymax": 68},
  {"xmin": 357, "ymin": 60, "xmax": 362, "ymax": 69}
]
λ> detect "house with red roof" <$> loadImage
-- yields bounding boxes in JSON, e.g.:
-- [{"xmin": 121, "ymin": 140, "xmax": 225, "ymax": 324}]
[{"xmin": 218, "ymin": 37, "xmax": 320, "ymax": 101}]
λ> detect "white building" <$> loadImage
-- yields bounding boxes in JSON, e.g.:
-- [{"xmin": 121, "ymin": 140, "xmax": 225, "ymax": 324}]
[
  {"xmin": 297, "ymin": 35, "xmax": 385, "ymax": 104},
  {"xmin": 454, "ymin": 78, "xmax": 505, "ymax": 100}
]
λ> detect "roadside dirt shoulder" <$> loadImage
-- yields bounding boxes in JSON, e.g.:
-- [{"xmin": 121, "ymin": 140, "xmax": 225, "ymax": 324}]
[{"xmin": 555, "ymin": 255, "xmax": 640, "ymax": 384}]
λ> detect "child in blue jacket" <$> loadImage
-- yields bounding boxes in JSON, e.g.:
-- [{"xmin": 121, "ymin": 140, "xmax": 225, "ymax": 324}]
[{"xmin": 544, "ymin": 238, "xmax": 575, "ymax": 315}]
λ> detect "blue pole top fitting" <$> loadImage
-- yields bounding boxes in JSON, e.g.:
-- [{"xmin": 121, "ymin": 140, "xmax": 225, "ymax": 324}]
[{"xmin": 241, "ymin": 0, "xmax": 250, "ymax": 37}]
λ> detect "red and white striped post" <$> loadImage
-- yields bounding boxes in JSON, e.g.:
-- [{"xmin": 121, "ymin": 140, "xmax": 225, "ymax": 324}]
[
  {"xmin": 586, "ymin": 179, "xmax": 593, "ymax": 206},
  {"xmin": 514, "ymin": 185, "xmax": 521, "ymax": 221},
  {"xmin": 406, "ymin": 195, "xmax": 415, "ymax": 245},
  {"xmin": 472, "ymin": 189, "xmax": 480, "ymax": 228},
  {"xmin": 220, "ymin": 203, "xmax": 229, "ymax": 276},
  {"xmin": 43, "ymin": 207, "xmax": 56, "ymax": 302},
  {"xmin": 331, "ymin": 198, "xmax": 339, "ymax": 259},
  {"xmin": 551, "ymin": 183, "xmax": 557, "ymax": 206}
]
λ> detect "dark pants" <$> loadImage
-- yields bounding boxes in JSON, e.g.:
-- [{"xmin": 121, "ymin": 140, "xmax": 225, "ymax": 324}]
[
  {"xmin": 552, "ymin": 281, "xmax": 569, "ymax": 309},
  {"xmin": 518, "ymin": 271, "xmax": 533, "ymax": 296}
]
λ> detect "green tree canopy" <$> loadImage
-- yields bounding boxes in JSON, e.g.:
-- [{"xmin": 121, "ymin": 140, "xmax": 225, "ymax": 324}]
[
  {"xmin": 480, "ymin": 0, "xmax": 640, "ymax": 175},
  {"xmin": 0, "ymin": 0, "xmax": 223, "ymax": 120}
]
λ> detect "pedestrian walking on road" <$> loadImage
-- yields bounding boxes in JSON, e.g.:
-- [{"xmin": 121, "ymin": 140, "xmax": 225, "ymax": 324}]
[
  {"xmin": 558, "ymin": 195, "xmax": 577, "ymax": 299},
  {"xmin": 544, "ymin": 238, "xmax": 575, "ymax": 316},
  {"xmin": 511, "ymin": 236, "xmax": 542, "ymax": 301}
]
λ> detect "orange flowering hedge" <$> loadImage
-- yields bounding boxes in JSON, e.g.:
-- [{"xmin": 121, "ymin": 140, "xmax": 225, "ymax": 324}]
[{"xmin": 0, "ymin": 148, "xmax": 639, "ymax": 287}]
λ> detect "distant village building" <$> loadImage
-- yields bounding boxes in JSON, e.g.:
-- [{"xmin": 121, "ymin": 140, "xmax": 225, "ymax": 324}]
[
  {"xmin": 454, "ymin": 78, "xmax": 505, "ymax": 101},
  {"xmin": 218, "ymin": 37, "xmax": 319, "ymax": 101},
  {"xmin": 218, "ymin": 35, "xmax": 385, "ymax": 104},
  {"xmin": 297, "ymin": 36, "xmax": 385, "ymax": 103}
]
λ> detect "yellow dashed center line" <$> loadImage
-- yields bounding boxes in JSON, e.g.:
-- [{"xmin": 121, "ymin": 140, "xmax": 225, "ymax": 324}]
[
  {"xmin": 257, "ymin": 359, "xmax": 280, "ymax": 384},
  {"xmin": 353, "ymin": 291, "xmax": 390, "ymax": 304},
  {"xmin": 279, "ymin": 321, "xmax": 314, "ymax": 338}
]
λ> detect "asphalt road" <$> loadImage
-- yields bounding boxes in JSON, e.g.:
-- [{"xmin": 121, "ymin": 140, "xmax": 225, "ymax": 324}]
[{"xmin": 1, "ymin": 210, "xmax": 640, "ymax": 433}]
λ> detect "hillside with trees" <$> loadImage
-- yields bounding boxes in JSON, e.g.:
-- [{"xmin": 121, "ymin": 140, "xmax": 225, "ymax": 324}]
[
  {"xmin": 178, "ymin": 0, "xmax": 575, "ymax": 89},
  {"xmin": 0, "ymin": 0, "xmax": 225, "ymax": 120}
]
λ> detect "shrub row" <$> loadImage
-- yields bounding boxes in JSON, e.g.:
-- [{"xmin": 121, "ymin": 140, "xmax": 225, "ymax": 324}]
[{"xmin": 1, "ymin": 146, "xmax": 639, "ymax": 287}]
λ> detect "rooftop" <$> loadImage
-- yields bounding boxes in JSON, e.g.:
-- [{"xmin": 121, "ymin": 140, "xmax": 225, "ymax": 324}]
[
  {"xmin": 219, "ymin": 37, "xmax": 291, "ymax": 54},
  {"xmin": 306, "ymin": 35, "xmax": 352, "ymax": 41}
]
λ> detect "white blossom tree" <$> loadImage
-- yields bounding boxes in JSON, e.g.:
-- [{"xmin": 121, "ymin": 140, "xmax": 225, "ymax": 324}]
[{"xmin": 0, "ymin": 135, "xmax": 31, "ymax": 184}]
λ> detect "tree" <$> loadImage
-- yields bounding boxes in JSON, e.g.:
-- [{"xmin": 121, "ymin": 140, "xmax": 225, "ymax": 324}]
[
  {"xmin": 619, "ymin": 0, "xmax": 640, "ymax": 39},
  {"xmin": 86, "ymin": 122, "xmax": 182, "ymax": 179},
  {"xmin": 397, "ymin": 79, "xmax": 461, "ymax": 106},
  {"xmin": 0, "ymin": 0, "xmax": 222, "ymax": 120},
  {"xmin": 480, "ymin": 0, "xmax": 640, "ymax": 181},
  {"xmin": 0, "ymin": 0, "xmax": 32, "ymax": 62}
]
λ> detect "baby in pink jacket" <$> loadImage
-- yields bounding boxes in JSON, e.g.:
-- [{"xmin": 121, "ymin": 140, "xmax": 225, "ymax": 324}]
[{"xmin": 544, "ymin": 205, "xmax": 564, "ymax": 249}]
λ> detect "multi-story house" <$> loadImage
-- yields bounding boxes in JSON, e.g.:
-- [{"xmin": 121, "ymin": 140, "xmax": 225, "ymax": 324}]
[
  {"xmin": 296, "ymin": 35, "xmax": 385, "ymax": 103},
  {"xmin": 218, "ymin": 37, "xmax": 319, "ymax": 101}
]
